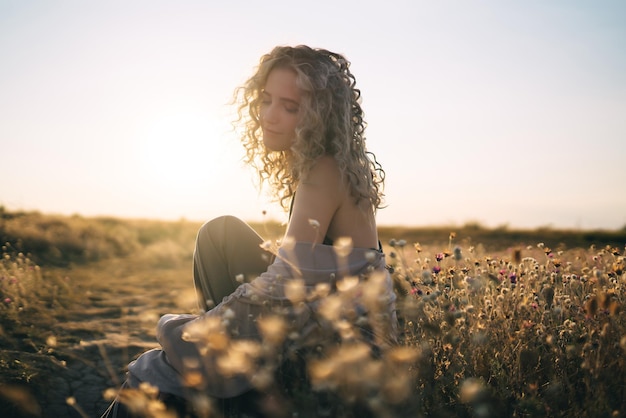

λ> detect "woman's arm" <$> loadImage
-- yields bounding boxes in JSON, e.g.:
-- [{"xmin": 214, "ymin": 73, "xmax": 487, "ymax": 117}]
[{"xmin": 284, "ymin": 155, "xmax": 343, "ymax": 244}]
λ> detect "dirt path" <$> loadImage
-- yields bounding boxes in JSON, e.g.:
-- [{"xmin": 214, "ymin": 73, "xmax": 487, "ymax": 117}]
[{"xmin": 30, "ymin": 258, "xmax": 195, "ymax": 418}]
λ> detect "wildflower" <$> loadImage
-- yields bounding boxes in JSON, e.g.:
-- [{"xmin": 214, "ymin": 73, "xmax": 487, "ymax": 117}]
[
  {"xmin": 46, "ymin": 336, "xmax": 57, "ymax": 347},
  {"xmin": 387, "ymin": 346, "xmax": 420, "ymax": 364},
  {"xmin": 184, "ymin": 370, "xmax": 205, "ymax": 389},
  {"xmin": 223, "ymin": 308, "xmax": 236, "ymax": 320},
  {"xmin": 542, "ymin": 286, "xmax": 555, "ymax": 308},
  {"xmin": 285, "ymin": 278, "xmax": 306, "ymax": 304},
  {"xmin": 313, "ymin": 282, "xmax": 331, "ymax": 298},
  {"xmin": 333, "ymin": 236, "xmax": 353, "ymax": 258},
  {"xmin": 217, "ymin": 340, "xmax": 261, "ymax": 376},
  {"xmin": 319, "ymin": 295, "xmax": 342, "ymax": 321},
  {"xmin": 250, "ymin": 369, "xmax": 274, "ymax": 391},
  {"xmin": 432, "ymin": 265, "xmax": 441, "ymax": 275},
  {"xmin": 308, "ymin": 358, "xmax": 337, "ymax": 389},
  {"xmin": 421, "ymin": 269, "xmax": 433, "ymax": 285},
  {"xmin": 138, "ymin": 382, "xmax": 160, "ymax": 398},
  {"xmin": 584, "ymin": 296, "xmax": 598, "ymax": 318},
  {"xmin": 435, "ymin": 253, "xmax": 444, "ymax": 262},
  {"xmin": 335, "ymin": 319, "xmax": 355, "ymax": 340},
  {"xmin": 336, "ymin": 275, "xmax": 359, "ymax": 292},
  {"xmin": 509, "ymin": 273, "xmax": 517, "ymax": 284},
  {"xmin": 102, "ymin": 388, "xmax": 117, "ymax": 401},
  {"xmin": 459, "ymin": 378, "xmax": 487, "ymax": 404},
  {"xmin": 3, "ymin": 297, "xmax": 11, "ymax": 304},
  {"xmin": 308, "ymin": 218, "xmax": 320, "ymax": 228},
  {"xmin": 257, "ymin": 316, "xmax": 287, "ymax": 346}
]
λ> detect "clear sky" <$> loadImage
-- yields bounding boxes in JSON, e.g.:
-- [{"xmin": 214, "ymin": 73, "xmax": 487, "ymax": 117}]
[{"xmin": 1, "ymin": 0, "xmax": 625, "ymax": 230}]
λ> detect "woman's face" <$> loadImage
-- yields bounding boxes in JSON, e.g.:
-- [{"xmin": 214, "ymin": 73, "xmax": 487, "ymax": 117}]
[{"xmin": 260, "ymin": 67, "xmax": 301, "ymax": 152}]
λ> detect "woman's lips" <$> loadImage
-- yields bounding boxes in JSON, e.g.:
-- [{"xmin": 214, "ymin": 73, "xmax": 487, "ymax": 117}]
[{"xmin": 263, "ymin": 127, "xmax": 281, "ymax": 135}]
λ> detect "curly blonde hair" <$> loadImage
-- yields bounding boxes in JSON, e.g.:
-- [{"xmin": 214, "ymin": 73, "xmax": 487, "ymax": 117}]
[{"xmin": 234, "ymin": 45, "xmax": 385, "ymax": 211}]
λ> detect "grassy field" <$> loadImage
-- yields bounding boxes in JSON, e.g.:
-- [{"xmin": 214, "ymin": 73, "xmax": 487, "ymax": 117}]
[{"xmin": 0, "ymin": 208, "xmax": 625, "ymax": 417}]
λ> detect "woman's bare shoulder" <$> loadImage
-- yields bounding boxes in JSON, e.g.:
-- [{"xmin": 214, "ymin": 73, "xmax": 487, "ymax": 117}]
[{"xmin": 303, "ymin": 155, "xmax": 341, "ymax": 184}]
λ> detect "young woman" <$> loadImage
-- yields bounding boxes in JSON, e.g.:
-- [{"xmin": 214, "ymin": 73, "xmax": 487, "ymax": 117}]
[{"xmin": 103, "ymin": 45, "xmax": 397, "ymax": 417}]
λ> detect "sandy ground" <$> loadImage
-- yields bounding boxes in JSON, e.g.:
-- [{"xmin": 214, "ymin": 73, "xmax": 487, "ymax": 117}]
[{"xmin": 5, "ymin": 258, "xmax": 196, "ymax": 418}]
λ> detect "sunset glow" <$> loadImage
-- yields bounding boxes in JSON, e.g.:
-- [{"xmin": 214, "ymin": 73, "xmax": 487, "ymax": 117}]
[{"xmin": 1, "ymin": 1, "xmax": 625, "ymax": 229}]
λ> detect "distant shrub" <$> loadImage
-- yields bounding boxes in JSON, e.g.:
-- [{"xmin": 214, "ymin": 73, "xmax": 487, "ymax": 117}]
[
  {"xmin": 0, "ymin": 211, "xmax": 200, "ymax": 267},
  {"xmin": 136, "ymin": 239, "xmax": 192, "ymax": 269}
]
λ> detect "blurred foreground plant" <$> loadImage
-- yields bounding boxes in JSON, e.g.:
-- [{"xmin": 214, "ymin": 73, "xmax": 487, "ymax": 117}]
[{"xmin": 106, "ymin": 236, "xmax": 626, "ymax": 417}]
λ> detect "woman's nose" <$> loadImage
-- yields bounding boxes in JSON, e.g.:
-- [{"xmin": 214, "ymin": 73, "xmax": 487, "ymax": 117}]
[{"xmin": 262, "ymin": 104, "xmax": 278, "ymax": 124}]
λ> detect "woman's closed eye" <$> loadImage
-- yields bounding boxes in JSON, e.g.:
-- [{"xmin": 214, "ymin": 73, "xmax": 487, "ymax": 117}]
[
  {"xmin": 261, "ymin": 91, "xmax": 299, "ymax": 114},
  {"xmin": 284, "ymin": 104, "xmax": 299, "ymax": 114},
  {"xmin": 261, "ymin": 101, "xmax": 298, "ymax": 114}
]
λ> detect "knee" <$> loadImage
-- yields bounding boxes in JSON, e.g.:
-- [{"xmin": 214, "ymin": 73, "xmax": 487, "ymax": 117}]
[{"xmin": 197, "ymin": 215, "xmax": 245, "ymax": 239}]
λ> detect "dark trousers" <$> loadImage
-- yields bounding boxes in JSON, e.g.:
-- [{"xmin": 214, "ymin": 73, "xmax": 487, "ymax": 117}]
[{"xmin": 193, "ymin": 215, "xmax": 271, "ymax": 311}]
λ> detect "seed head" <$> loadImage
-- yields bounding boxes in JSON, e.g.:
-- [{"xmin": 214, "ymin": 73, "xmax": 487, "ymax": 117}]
[
  {"xmin": 285, "ymin": 278, "xmax": 306, "ymax": 304},
  {"xmin": 333, "ymin": 236, "xmax": 353, "ymax": 258}
]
